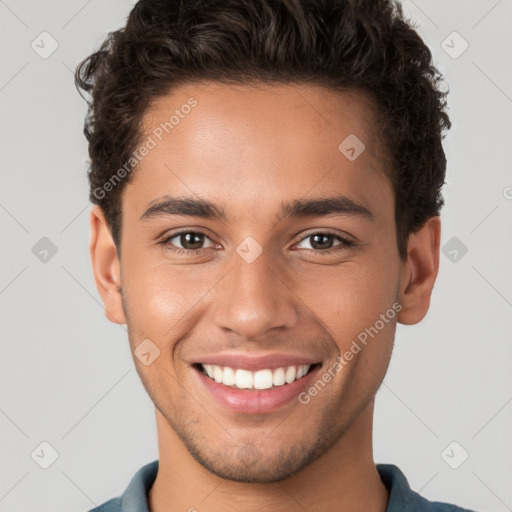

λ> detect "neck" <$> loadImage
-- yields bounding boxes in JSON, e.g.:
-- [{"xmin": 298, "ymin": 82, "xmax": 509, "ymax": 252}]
[{"xmin": 148, "ymin": 400, "xmax": 389, "ymax": 512}]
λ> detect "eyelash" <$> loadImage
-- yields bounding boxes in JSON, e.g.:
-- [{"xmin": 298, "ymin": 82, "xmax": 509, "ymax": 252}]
[{"xmin": 159, "ymin": 230, "xmax": 356, "ymax": 256}]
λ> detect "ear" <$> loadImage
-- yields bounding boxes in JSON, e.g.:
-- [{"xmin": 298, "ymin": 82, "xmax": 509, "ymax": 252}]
[
  {"xmin": 397, "ymin": 216, "xmax": 441, "ymax": 325},
  {"xmin": 89, "ymin": 205, "xmax": 127, "ymax": 324}
]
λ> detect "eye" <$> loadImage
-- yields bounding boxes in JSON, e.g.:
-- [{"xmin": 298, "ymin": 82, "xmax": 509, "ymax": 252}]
[
  {"xmin": 159, "ymin": 229, "xmax": 356, "ymax": 257},
  {"xmin": 294, "ymin": 232, "xmax": 355, "ymax": 253},
  {"xmin": 161, "ymin": 230, "xmax": 218, "ymax": 253}
]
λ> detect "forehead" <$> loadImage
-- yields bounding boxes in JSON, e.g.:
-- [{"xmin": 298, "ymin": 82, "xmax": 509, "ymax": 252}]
[
  {"xmin": 142, "ymin": 81, "xmax": 382, "ymax": 163},
  {"xmin": 124, "ymin": 81, "xmax": 392, "ymax": 222}
]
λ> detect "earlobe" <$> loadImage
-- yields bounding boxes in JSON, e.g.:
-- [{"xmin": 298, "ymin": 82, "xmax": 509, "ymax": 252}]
[
  {"xmin": 89, "ymin": 206, "xmax": 127, "ymax": 324},
  {"xmin": 397, "ymin": 216, "xmax": 441, "ymax": 325}
]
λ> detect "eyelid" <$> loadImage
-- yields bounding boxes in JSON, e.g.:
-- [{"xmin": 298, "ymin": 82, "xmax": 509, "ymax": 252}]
[
  {"xmin": 292, "ymin": 228, "xmax": 355, "ymax": 246},
  {"xmin": 159, "ymin": 228, "xmax": 219, "ymax": 250},
  {"xmin": 159, "ymin": 227, "xmax": 215, "ymax": 240}
]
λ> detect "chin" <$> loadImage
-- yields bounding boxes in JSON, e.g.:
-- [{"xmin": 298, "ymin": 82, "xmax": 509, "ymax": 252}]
[{"xmin": 184, "ymin": 436, "xmax": 330, "ymax": 483}]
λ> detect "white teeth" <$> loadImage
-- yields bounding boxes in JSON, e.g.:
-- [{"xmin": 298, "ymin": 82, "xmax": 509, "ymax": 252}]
[
  {"xmin": 200, "ymin": 363, "xmax": 311, "ymax": 390},
  {"xmin": 213, "ymin": 365, "xmax": 223, "ymax": 383},
  {"xmin": 254, "ymin": 369, "xmax": 273, "ymax": 390},
  {"xmin": 297, "ymin": 365, "xmax": 307, "ymax": 379},
  {"xmin": 285, "ymin": 366, "xmax": 296, "ymax": 384},
  {"xmin": 223, "ymin": 366, "xmax": 236, "ymax": 386},
  {"xmin": 204, "ymin": 364, "xmax": 214, "ymax": 379},
  {"xmin": 272, "ymin": 367, "xmax": 286, "ymax": 386},
  {"xmin": 235, "ymin": 369, "xmax": 253, "ymax": 389}
]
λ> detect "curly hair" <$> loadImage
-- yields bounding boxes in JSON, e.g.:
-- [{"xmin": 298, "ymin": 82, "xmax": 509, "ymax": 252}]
[{"xmin": 75, "ymin": 0, "xmax": 451, "ymax": 260}]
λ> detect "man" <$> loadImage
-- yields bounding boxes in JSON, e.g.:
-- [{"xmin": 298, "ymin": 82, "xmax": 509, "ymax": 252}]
[{"xmin": 75, "ymin": 0, "xmax": 477, "ymax": 510}]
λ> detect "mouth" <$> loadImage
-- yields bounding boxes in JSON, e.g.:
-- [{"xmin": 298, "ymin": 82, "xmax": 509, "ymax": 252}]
[
  {"xmin": 190, "ymin": 356, "xmax": 323, "ymax": 414},
  {"xmin": 193, "ymin": 362, "xmax": 320, "ymax": 391}
]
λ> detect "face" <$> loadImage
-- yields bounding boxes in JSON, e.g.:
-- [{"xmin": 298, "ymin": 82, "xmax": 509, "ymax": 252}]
[{"xmin": 91, "ymin": 82, "xmax": 437, "ymax": 483}]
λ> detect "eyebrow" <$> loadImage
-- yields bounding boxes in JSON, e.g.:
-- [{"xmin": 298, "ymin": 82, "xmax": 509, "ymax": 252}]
[{"xmin": 139, "ymin": 194, "xmax": 374, "ymax": 222}]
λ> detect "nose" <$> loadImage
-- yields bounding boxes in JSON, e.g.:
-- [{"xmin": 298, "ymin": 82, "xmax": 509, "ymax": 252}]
[{"xmin": 212, "ymin": 245, "xmax": 299, "ymax": 341}]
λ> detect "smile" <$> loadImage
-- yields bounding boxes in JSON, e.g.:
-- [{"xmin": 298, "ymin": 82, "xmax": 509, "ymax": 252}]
[
  {"xmin": 191, "ymin": 356, "xmax": 323, "ymax": 414},
  {"xmin": 199, "ymin": 363, "xmax": 314, "ymax": 390}
]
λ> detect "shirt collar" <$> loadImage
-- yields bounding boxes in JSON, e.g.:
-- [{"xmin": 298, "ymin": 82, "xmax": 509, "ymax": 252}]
[
  {"xmin": 118, "ymin": 460, "xmax": 422, "ymax": 511},
  {"xmin": 120, "ymin": 460, "xmax": 158, "ymax": 512}
]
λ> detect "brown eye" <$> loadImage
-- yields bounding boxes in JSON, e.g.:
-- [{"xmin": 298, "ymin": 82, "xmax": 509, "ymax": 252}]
[
  {"xmin": 309, "ymin": 234, "xmax": 335, "ymax": 250},
  {"xmin": 178, "ymin": 232, "xmax": 205, "ymax": 250},
  {"xmin": 162, "ymin": 230, "xmax": 217, "ymax": 253},
  {"xmin": 294, "ymin": 232, "xmax": 355, "ymax": 254}
]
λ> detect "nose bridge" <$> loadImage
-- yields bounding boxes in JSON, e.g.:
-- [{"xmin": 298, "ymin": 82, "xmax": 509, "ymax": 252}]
[{"xmin": 212, "ymin": 242, "xmax": 298, "ymax": 340}]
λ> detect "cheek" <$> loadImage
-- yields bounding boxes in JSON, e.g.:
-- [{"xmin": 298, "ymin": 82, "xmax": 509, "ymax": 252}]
[
  {"xmin": 121, "ymin": 256, "xmax": 217, "ymax": 338},
  {"xmin": 299, "ymin": 253, "xmax": 399, "ymax": 344}
]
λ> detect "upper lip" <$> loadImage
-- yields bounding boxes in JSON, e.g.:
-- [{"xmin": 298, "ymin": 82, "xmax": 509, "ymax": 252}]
[{"xmin": 192, "ymin": 353, "xmax": 320, "ymax": 372}]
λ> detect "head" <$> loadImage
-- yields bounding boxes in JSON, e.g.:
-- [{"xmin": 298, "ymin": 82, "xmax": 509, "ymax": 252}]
[{"xmin": 77, "ymin": 0, "xmax": 450, "ymax": 483}]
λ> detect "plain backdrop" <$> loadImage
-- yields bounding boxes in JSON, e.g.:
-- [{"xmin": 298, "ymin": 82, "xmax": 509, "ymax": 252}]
[{"xmin": 1, "ymin": 1, "xmax": 511, "ymax": 511}]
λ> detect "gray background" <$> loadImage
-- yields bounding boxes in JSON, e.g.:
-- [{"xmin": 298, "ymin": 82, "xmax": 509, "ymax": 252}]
[{"xmin": 1, "ymin": 1, "xmax": 511, "ymax": 511}]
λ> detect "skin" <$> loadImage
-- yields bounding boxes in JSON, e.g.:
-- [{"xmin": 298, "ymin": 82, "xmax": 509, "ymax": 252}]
[{"xmin": 90, "ymin": 82, "xmax": 440, "ymax": 512}]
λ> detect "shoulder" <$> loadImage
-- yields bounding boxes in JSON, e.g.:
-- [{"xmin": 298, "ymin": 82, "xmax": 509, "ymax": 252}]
[
  {"xmin": 412, "ymin": 494, "xmax": 479, "ymax": 512},
  {"xmin": 412, "ymin": 492, "xmax": 479, "ymax": 511},
  {"xmin": 377, "ymin": 463, "xmax": 479, "ymax": 512},
  {"xmin": 86, "ymin": 497, "xmax": 121, "ymax": 512},
  {"xmin": 83, "ymin": 460, "xmax": 158, "ymax": 512}
]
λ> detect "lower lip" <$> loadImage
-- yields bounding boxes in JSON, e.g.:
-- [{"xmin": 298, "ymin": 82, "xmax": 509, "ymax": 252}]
[{"xmin": 193, "ymin": 365, "xmax": 321, "ymax": 414}]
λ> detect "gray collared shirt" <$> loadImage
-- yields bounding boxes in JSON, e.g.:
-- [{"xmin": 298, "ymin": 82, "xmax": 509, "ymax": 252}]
[{"xmin": 87, "ymin": 460, "xmax": 478, "ymax": 511}]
